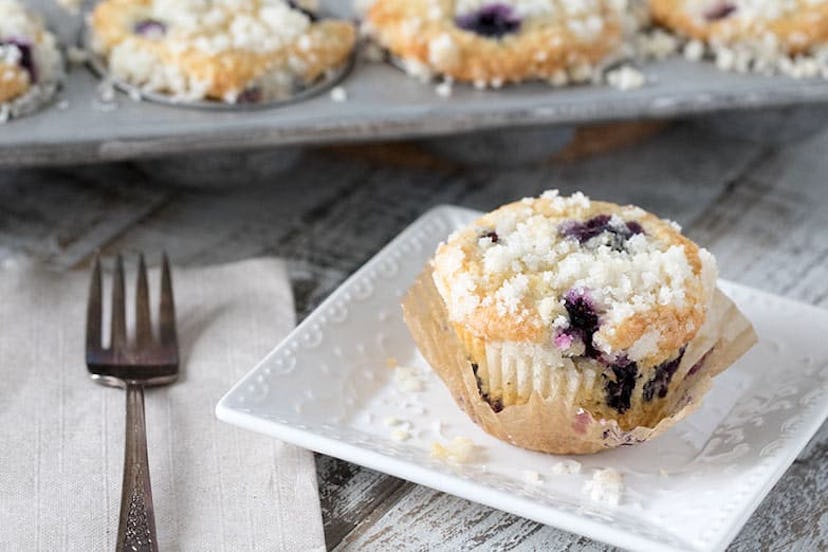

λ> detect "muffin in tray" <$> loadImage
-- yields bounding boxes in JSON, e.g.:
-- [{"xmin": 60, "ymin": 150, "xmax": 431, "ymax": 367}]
[
  {"xmin": 0, "ymin": 0, "xmax": 63, "ymax": 122},
  {"xmin": 362, "ymin": 0, "xmax": 628, "ymax": 86},
  {"xmin": 650, "ymin": 0, "xmax": 828, "ymax": 56},
  {"xmin": 403, "ymin": 192, "xmax": 756, "ymax": 454},
  {"xmin": 89, "ymin": 0, "xmax": 357, "ymax": 104}
]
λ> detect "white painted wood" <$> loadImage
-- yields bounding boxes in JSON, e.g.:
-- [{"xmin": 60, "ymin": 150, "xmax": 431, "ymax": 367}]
[{"xmin": 0, "ymin": 164, "xmax": 170, "ymax": 267}]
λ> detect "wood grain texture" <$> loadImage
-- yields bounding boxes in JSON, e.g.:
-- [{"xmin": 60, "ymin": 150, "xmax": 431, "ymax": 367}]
[
  {"xmin": 0, "ymin": 164, "xmax": 170, "ymax": 268},
  {"xmin": 0, "ymin": 120, "xmax": 825, "ymax": 552},
  {"xmin": 317, "ymin": 457, "xmax": 413, "ymax": 549}
]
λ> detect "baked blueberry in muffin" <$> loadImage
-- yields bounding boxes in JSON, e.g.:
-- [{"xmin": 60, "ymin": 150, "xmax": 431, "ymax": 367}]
[
  {"xmin": 403, "ymin": 191, "xmax": 756, "ymax": 454},
  {"xmin": 362, "ymin": 0, "xmax": 627, "ymax": 86},
  {"xmin": 650, "ymin": 0, "xmax": 828, "ymax": 56},
  {"xmin": 0, "ymin": 0, "xmax": 63, "ymax": 121},
  {"xmin": 90, "ymin": 0, "xmax": 357, "ymax": 104}
]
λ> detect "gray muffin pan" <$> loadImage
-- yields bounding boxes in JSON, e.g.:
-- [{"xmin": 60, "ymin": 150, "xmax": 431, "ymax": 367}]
[{"xmin": 3, "ymin": 0, "xmax": 828, "ymax": 167}]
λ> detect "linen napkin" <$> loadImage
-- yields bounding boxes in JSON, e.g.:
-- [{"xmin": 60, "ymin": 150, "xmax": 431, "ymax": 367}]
[{"xmin": 0, "ymin": 257, "xmax": 325, "ymax": 552}]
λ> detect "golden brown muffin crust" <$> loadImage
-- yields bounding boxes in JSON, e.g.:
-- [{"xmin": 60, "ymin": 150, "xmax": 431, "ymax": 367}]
[{"xmin": 366, "ymin": 0, "xmax": 624, "ymax": 84}]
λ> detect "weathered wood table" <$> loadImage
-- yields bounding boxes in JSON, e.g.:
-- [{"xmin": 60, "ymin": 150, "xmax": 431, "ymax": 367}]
[{"xmin": 1, "ymin": 119, "xmax": 825, "ymax": 550}]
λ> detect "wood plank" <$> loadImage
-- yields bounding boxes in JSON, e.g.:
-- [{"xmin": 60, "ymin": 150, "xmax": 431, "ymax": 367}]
[
  {"xmin": 335, "ymin": 484, "xmax": 620, "ymax": 552},
  {"xmin": 317, "ymin": 457, "xmax": 412, "ymax": 549},
  {"xmin": 688, "ymin": 127, "xmax": 828, "ymax": 306},
  {"xmin": 97, "ymin": 156, "xmax": 372, "ymax": 266},
  {"xmin": 0, "ymin": 164, "xmax": 171, "ymax": 267},
  {"xmin": 453, "ymin": 123, "xmax": 765, "ymax": 226}
]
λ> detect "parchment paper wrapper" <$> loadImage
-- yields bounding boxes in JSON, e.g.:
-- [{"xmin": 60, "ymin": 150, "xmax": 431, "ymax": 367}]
[{"xmin": 402, "ymin": 267, "xmax": 757, "ymax": 455}]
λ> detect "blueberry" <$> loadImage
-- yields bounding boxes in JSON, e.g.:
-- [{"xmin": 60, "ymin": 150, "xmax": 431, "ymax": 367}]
[
  {"xmin": 1, "ymin": 40, "xmax": 36, "ymax": 82},
  {"xmin": 236, "ymin": 87, "xmax": 263, "ymax": 104},
  {"xmin": 560, "ymin": 214, "xmax": 611, "ymax": 243},
  {"xmin": 455, "ymin": 4, "xmax": 521, "ymax": 38},
  {"xmin": 480, "ymin": 230, "xmax": 499, "ymax": 243},
  {"xmin": 288, "ymin": 0, "xmax": 319, "ymax": 21},
  {"xmin": 560, "ymin": 215, "xmax": 644, "ymax": 251},
  {"xmin": 564, "ymin": 289, "xmax": 600, "ymax": 358},
  {"xmin": 471, "ymin": 362, "xmax": 502, "ymax": 412},
  {"xmin": 687, "ymin": 353, "xmax": 708, "ymax": 377},
  {"xmin": 604, "ymin": 358, "xmax": 638, "ymax": 413},
  {"xmin": 554, "ymin": 331, "xmax": 574, "ymax": 350},
  {"xmin": 704, "ymin": 2, "xmax": 737, "ymax": 21},
  {"xmin": 626, "ymin": 221, "xmax": 644, "ymax": 235},
  {"xmin": 133, "ymin": 19, "xmax": 166, "ymax": 38},
  {"xmin": 642, "ymin": 348, "xmax": 685, "ymax": 401}
]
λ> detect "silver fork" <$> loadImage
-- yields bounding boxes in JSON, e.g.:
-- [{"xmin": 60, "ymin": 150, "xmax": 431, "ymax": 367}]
[{"xmin": 86, "ymin": 254, "xmax": 179, "ymax": 552}]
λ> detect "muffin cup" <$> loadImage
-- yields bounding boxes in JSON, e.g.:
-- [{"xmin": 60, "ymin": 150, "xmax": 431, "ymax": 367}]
[{"xmin": 402, "ymin": 266, "xmax": 756, "ymax": 455}]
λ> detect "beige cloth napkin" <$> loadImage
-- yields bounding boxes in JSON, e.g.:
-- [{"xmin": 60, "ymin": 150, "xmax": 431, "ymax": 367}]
[{"xmin": 0, "ymin": 257, "xmax": 326, "ymax": 551}]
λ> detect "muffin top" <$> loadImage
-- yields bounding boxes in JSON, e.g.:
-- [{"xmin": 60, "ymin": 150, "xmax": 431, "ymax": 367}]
[
  {"xmin": 94, "ymin": 0, "xmax": 320, "ymax": 54},
  {"xmin": 432, "ymin": 191, "xmax": 717, "ymax": 366},
  {"xmin": 364, "ymin": 0, "xmax": 625, "ymax": 85},
  {"xmin": 650, "ymin": 0, "xmax": 828, "ymax": 54},
  {"xmin": 0, "ymin": 0, "xmax": 62, "ymax": 104},
  {"xmin": 91, "ymin": 0, "xmax": 355, "ymax": 102}
]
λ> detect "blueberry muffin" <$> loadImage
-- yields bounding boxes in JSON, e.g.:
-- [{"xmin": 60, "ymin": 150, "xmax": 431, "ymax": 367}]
[
  {"xmin": 363, "ymin": 0, "xmax": 627, "ymax": 86},
  {"xmin": 90, "ymin": 0, "xmax": 357, "ymax": 104},
  {"xmin": 0, "ymin": 0, "xmax": 63, "ymax": 121},
  {"xmin": 650, "ymin": 0, "xmax": 828, "ymax": 55},
  {"xmin": 403, "ymin": 192, "xmax": 755, "ymax": 454}
]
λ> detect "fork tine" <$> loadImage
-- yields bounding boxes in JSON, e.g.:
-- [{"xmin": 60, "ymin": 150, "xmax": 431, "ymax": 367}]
[
  {"xmin": 111, "ymin": 255, "xmax": 128, "ymax": 352},
  {"xmin": 86, "ymin": 255, "xmax": 103, "ymax": 351},
  {"xmin": 159, "ymin": 253, "xmax": 177, "ymax": 348},
  {"xmin": 135, "ymin": 254, "xmax": 153, "ymax": 348}
]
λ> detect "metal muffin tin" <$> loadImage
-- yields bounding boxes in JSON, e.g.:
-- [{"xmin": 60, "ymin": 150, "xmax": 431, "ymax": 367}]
[{"xmin": 3, "ymin": 0, "xmax": 828, "ymax": 167}]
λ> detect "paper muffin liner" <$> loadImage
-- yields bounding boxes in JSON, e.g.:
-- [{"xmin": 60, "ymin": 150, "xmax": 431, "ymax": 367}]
[
  {"xmin": 402, "ymin": 267, "xmax": 757, "ymax": 455},
  {"xmin": 452, "ymin": 325, "xmax": 607, "ymax": 412}
]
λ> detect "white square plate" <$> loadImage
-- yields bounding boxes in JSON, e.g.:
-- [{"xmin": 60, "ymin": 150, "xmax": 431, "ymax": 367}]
[{"xmin": 217, "ymin": 206, "xmax": 828, "ymax": 552}]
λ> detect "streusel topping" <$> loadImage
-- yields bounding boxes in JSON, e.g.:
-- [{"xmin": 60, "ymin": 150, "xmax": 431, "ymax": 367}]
[
  {"xmin": 91, "ymin": 0, "xmax": 355, "ymax": 103},
  {"xmin": 364, "ymin": 0, "xmax": 626, "ymax": 86},
  {"xmin": 686, "ymin": 0, "xmax": 825, "ymax": 24},
  {"xmin": 432, "ymin": 191, "xmax": 717, "ymax": 364}
]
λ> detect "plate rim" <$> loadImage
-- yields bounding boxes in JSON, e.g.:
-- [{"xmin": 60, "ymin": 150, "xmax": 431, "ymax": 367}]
[{"xmin": 217, "ymin": 204, "xmax": 828, "ymax": 552}]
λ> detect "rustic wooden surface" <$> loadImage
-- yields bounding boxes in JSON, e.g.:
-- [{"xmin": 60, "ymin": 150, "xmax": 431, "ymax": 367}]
[{"xmin": 1, "ymin": 119, "xmax": 826, "ymax": 551}]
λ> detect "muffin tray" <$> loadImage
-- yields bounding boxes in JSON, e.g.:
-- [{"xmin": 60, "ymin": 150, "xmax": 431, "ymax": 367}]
[
  {"xmin": 217, "ymin": 206, "xmax": 828, "ymax": 552},
  {"xmin": 5, "ymin": 1, "xmax": 828, "ymax": 166}
]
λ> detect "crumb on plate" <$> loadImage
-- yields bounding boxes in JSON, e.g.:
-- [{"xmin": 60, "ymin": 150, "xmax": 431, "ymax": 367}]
[
  {"xmin": 523, "ymin": 470, "xmax": 542, "ymax": 484},
  {"xmin": 394, "ymin": 365, "xmax": 423, "ymax": 392},
  {"xmin": 551, "ymin": 460, "xmax": 582, "ymax": 475},
  {"xmin": 431, "ymin": 436, "xmax": 475, "ymax": 463},
  {"xmin": 383, "ymin": 416, "xmax": 404, "ymax": 427},
  {"xmin": 582, "ymin": 468, "xmax": 624, "ymax": 506}
]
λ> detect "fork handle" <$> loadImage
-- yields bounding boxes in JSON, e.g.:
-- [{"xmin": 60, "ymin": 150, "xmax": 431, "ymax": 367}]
[{"xmin": 117, "ymin": 383, "xmax": 159, "ymax": 552}]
